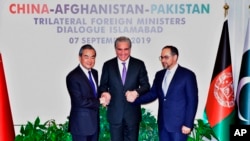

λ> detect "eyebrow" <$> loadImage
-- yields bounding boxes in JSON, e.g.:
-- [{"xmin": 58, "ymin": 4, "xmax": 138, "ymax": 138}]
[
  {"xmin": 83, "ymin": 54, "xmax": 96, "ymax": 57},
  {"xmin": 116, "ymin": 47, "xmax": 130, "ymax": 50}
]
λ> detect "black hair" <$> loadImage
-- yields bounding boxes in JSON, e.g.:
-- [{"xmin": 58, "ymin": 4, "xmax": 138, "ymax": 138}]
[
  {"xmin": 162, "ymin": 45, "xmax": 179, "ymax": 56},
  {"xmin": 78, "ymin": 44, "xmax": 96, "ymax": 56}
]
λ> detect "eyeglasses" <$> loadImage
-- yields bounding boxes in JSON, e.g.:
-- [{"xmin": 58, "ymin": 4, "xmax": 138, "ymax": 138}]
[{"xmin": 159, "ymin": 55, "xmax": 172, "ymax": 60}]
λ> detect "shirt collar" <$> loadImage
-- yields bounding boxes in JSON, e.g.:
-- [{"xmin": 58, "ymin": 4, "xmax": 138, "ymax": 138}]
[
  {"xmin": 117, "ymin": 57, "xmax": 130, "ymax": 64},
  {"xmin": 79, "ymin": 64, "xmax": 90, "ymax": 75},
  {"xmin": 168, "ymin": 64, "xmax": 178, "ymax": 73}
]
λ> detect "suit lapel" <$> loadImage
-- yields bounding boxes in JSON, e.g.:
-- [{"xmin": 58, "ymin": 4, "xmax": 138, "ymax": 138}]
[
  {"xmin": 160, "ymin": 70, "xmax": 167, "ymax": 96},
  {"xmin": 123, "ymin": 57, "xmax": 135, "ymax": 87},
  {"xmin": 112, "ymin": 58, "xmax": 124, "ymax": 86},
  {"xmin": 166, "ymin": 66, "xmax": 181, "ymax": 95},
  {"xmin": 91, "ymin": 70, "xmax": 98, "ymax": 86},
  {"xmin": 78, "ymin": 66, "xmax": 91, "ymax": 87},
  {"xmin": 77, "ymin": 66, "xmax": 96, "ymax": 96}
]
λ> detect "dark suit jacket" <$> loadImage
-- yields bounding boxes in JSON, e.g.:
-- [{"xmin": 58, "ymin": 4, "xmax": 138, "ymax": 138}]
[
  {"xmin": 99, "ymin": 57, "xmax": 150, "ymax": 124},
  {"xmin": 66, "ymin": 65, "xmax": 99, "ymax": 136},
  {"xmin": 135, "ymin": 65, "xmax": 198, "ymax": 132}
]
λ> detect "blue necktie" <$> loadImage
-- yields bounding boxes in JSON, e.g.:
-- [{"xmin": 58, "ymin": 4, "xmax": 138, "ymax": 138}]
[{"xmin": 88, "ymin": 71, "xmax": 97, "ymax": 97}]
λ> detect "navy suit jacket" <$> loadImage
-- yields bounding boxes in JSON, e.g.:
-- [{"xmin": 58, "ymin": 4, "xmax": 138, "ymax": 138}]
[
  {"xmin": 99, "ymin": 56, "xmax": 150, "ymax": 124},
  {"xmin": 66, "ymin": 65, "xmax": 99, "ymax": 136},
  {"xmin": 135, "ymin": 65, "xmax": 198, "ymax": 132}
]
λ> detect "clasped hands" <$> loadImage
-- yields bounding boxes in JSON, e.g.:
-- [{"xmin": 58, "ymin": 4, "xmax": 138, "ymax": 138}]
[
  {"xmin": 125, "ymin": 90, "xmax": 138, "ymax": 103},
  {"xmin": 100, "ymin": 90, "xmax": 138, "ymax": 107}
]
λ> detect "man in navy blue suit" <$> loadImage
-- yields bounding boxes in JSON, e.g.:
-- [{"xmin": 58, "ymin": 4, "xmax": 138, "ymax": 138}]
[
  {"xmin": 66, "ymin": 44, "xmax": 101, "ymax": 141},
  {"xmin": 127, "ymin": 45, "xmax": 198, "ymax": 141},
  {"xmin": 99, "ymin": 36, "xmax": 150, "ymax": 141}
]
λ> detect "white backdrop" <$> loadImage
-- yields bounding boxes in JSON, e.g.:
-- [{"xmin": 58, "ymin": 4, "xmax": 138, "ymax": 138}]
[{"xmin": 0, "ymin": 0, "xmax": 249, "ymax": 132}]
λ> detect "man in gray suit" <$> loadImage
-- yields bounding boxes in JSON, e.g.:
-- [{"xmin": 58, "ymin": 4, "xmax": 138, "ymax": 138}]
[{"xmin": 99, "ymin": 36, "xmax": 150, "ymax": 141}]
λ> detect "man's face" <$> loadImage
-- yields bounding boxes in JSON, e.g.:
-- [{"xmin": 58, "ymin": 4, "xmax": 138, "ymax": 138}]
[
  {"xmin": 79, "ymin": 49, "xmax": 96, "ymax": 70},
  {"xmin": 115, "ymin": 41, "xmax": 131, "ymax": 61},
  {"xmin": 160, "ymin": 48, "xmax": 177, "ymax": 69}
]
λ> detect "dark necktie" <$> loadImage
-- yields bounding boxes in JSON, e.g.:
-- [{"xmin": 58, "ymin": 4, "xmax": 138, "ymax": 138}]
[
  {"xmin": 122, "ymin": 62, "xmax": 127, "ymax": 85},
  {"xmin": 88, "ymin": 71, "xmax": 97, "ymax": 97}
]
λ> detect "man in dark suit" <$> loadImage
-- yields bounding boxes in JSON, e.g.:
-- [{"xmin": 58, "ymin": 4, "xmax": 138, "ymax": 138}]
[
  {"xmin": 66, "ymin": 44, "xmax": 100, "ymax": 141},
  {"xmin": 99, "ymin": 36, "xmax": 150, "ymax": 141},
  {"xmin": 127, "ymin": 45, "xmax": 198, "ymax": 141}
]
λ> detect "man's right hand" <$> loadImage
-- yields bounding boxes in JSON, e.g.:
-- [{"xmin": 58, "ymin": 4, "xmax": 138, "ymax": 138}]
[{"xmin": 100, "ymin": 92, "xmax": 111, "ymax": 107}]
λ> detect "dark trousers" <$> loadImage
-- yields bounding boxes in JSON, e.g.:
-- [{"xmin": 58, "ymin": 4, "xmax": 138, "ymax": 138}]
[
  {"xmin": 109, "ymin": 121, "xmax": 139, "ymax": 141},
  {"xmin": 159, "ymin": 127, "xmax": 188, "ymax": 141},
  {"xmin": 71, "ymin": 131, "xmax": 98, "ymax": 141}
]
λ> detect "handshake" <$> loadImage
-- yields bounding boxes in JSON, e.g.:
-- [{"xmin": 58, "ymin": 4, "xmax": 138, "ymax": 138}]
[
  {"xmin": 99, "ymin": 90, "xmax": 139, "ymax": 107},
  {"xmin": 99, "ymin": 92, "xmax": 111, "ymax": 107}
]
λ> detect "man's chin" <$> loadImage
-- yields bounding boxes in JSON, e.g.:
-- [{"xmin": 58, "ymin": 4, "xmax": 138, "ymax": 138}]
[{"xmin": 162, "ymin": 65, "xmax": 168, "ymax": 69}]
